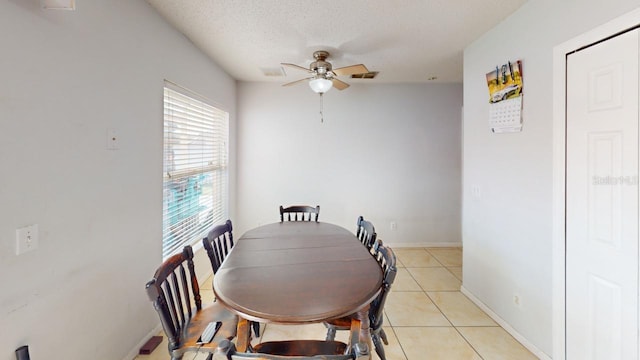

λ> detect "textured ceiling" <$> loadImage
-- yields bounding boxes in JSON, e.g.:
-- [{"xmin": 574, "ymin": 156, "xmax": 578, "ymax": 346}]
[{"xmin": 145, "ymin": 0, "xmax": 527, "ymax": 84}]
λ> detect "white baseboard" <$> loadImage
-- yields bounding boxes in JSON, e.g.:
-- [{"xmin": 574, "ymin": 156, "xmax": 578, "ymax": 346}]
[
  {"xmin": 123, "ymin": 323, "xmax": 162, "ymax": 360},
  {"xmin": 460, "ymin": 286, "xmax": 551, "ymax": 360},
  {"xmin": 384, "ymin": 241, "xmax": 462, "ymax": 248}
]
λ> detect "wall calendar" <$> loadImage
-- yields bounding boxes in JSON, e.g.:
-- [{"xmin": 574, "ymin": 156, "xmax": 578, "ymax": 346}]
[{"xmin": 486, "ymin": 60, "xmax": 523, "ymax": 133}]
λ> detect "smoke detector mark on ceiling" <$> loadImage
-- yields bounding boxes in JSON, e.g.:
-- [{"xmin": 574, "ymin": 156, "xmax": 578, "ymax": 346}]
[
  {"xmin": 350, "ymin": 71, "xmax": 379, "ymax": 79},
  {"xmin": 261, "ymin": 67, "xmax": 286, "ymax": 77}
]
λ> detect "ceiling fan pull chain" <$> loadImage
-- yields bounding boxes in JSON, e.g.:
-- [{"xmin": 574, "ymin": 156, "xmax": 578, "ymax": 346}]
[{"xmin": 319, "ymin": 93, "xmax": 324, "ymax": 123}]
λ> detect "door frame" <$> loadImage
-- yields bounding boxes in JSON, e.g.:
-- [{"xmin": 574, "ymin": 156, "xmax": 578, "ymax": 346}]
[{"xmin": 552, "ymin": 8, "xmax": 640, "ymax": 360}]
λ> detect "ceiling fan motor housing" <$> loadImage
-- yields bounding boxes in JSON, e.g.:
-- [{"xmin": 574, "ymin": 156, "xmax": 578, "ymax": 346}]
[
  {"xmin": 311, "ymin": 50, "xmax": 332, "ymax": 76},
  {"xmin": 310, "ymin": 60, "xmax": 332, "ymax": 75}
]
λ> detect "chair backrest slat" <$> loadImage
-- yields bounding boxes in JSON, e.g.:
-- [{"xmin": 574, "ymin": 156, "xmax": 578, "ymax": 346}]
[
  {"xmin": 165, "ymin": 274, "xmax": 182, "ymax": 328},
  {"xmin": 203, "ymin": 219, "xmax": 235, "ymax": 273},
  {"xmin": 175, "ymin": 266, "xmax": 189, "ymax": 325},
  {"xmin": 279, "ymin": 205, "xmax": 320, "ymax": 222},
  {"xmin": 181, "ymin": 262, "xmax": 195, "ymax": 319},
  {"xmin": 187, "ymin": 247, "xmax": 202, "ymax": 310},
  {"xmin": 212, "ymin": 242, "xmax": 222, "ymax": 271},
  {"xmin": 355, "ymin": 216, "xmax": 377, "ymax": 252}
]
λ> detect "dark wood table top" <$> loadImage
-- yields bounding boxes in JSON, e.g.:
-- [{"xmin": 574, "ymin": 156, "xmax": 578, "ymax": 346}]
[{"xmin": 213, "ymin": 222, "xmax": 383, "ymax": 324}]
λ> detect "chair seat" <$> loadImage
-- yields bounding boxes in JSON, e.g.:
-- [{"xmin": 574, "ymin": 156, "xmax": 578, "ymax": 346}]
[
  {"xmin": 324, "ymin": 316, "xmax": 353, "ymax": 329},
  {"xmin": 214, "ymin": 339, "xmax": 365, "ymax": 360},
  {"xmin": 178, "ymin": 301, "xmax": 239, "ymax": 352},
  {"xmin": 253, "ymin": 340, "xmax": 348, "ymax": 356}
]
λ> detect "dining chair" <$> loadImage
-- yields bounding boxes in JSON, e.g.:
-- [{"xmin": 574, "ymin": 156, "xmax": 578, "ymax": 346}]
[
  {"xmin": 203, "ymin": 219, "xmax": 235, "ymax": 273},
  {"xmin": 355, "ymin": 216, "xmax": 377, "ymax": 253},
  {"xmin": 324, "ymin": 241, "xmax": 397, "ymax": 360},
  {"xmin": 145, "ymin": 245, "xmax": 238, "ymax": 360},
  {"xmin": 279, "ymin": 205, "xmax": 320, "ymax": 222},
  {"xmin": 220, "ymin": 318, "xmax": 369, "ymax": 360},
  {"xmin": 203, "ymin": 220, "xmax": 261, "ymax": 338}
]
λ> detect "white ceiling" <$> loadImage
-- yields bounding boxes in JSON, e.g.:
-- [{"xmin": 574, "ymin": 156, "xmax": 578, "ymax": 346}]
[{"xmin": 145, "ymin": 0, "xmax": 527, "ymax": 84}]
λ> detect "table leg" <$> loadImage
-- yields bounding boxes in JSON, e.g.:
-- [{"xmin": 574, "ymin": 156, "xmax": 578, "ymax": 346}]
[
  {"xmin": 235, "ymin": 317, "xmax": 252, "ymax": 352},
  {"xmin": 354, "ymin": 306, "xmax": 372, "ymax": 359}
]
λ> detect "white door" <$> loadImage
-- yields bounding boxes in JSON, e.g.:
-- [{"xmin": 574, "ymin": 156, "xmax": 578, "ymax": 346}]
[{"xmin": 566, "ymin": 28, "xmax": 639, "ymax": 359}]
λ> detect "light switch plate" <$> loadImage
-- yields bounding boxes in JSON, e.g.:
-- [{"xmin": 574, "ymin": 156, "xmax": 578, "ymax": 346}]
[{"xmin": 16, "ymin": 224, "xmax": 39, "ymax": 255}]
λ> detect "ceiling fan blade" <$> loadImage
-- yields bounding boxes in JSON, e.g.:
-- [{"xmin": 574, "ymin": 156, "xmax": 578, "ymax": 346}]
[
  {"xmin": 331, "ymin": 78, "xmax": 350, "ymax": 90},
  {"xmin": 282, "ymin": 77, "xmax": 313, "ymax": 87},
  {"xmin": 281, "ymin": 63, "xmax": 311, "ymax": 73},
  {"xmin": 333, "ymin": 64, "xmax": 369, "ymax": 76}
]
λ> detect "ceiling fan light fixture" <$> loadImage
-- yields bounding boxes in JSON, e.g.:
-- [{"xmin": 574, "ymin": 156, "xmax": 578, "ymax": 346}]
[{"xmin": 309, "ymin": 78, "xmax": 333, "ymax": 94}]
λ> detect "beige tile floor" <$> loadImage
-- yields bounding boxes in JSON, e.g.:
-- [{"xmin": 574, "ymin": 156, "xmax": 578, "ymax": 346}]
[{"xmin": 136, "ymin": 247, "xmax": 537, "ymax": 360}]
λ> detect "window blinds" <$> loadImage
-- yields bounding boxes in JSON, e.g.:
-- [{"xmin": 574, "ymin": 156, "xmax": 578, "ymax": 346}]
[{"xmin": 162, "ymin": 83, "xmax": 229, "ymax": 259}]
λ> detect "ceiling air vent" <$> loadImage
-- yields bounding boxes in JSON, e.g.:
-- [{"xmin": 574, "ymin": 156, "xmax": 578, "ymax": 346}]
[
  {"xmin": 351, "ymin": 71, "xmax": 379, "ymax": 79},
  {"xmin": 41, "ymin": 0, "xmax": 76, "ymax": 10},
  {"xmin": 261, "ymin": 67, "xmax": 286, "ymax": 77}
]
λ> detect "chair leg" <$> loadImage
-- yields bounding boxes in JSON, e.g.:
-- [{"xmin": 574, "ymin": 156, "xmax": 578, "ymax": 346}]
[
  {"xmin": 204, "ymin": 354, "xmax": 213, "ymax": 360},
  {"xmin": 252, "ymin": 321, "xmax": 261, "ymax": 338},
  {"xmin": 379, "ymin": 328, "xmax": 389, "ymax": 345},
  {"xmin": 371, "ymin": 333, "xmax": 387, "ymax": 360},
  {"xmin": 325, "ymin": 326, "xmax": 337, "ymax": 341}
]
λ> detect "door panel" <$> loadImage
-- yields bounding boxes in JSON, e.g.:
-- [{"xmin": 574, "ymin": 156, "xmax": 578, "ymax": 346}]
[
  {"xmin": 588, "ymin": 132, "xmax": 622, "ymax": 247},
  {"xmin": 566, "ymin": 29, "xmax": 639, "ymax": 360}
]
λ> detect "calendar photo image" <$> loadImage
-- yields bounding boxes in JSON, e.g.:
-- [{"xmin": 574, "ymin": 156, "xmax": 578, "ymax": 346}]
[{"xmin": 486, "ymin": 60, "xmax": 523, "ymax": 103}]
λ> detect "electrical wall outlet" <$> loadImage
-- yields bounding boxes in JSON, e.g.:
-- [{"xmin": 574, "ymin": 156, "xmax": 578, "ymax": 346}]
[
  {"xmin": 16, "ymin": 224, "xmax": 39, "ymax": 255},
  {"xmin": 390, "ymin": 222, "xmax": 397, "ymax": 231}
]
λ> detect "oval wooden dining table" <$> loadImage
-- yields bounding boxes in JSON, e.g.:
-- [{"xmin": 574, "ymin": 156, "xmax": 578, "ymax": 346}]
[{"xmin": 213, "ymin": 221, "xmax": 383, "ymax": 356}]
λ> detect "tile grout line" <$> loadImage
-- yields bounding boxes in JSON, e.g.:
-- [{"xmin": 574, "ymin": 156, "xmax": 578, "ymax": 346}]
[
  {"xmin": 389, "ymin": 248, "xmax": 453, "ymax": 360},
  {"xmin": 421, "ymin": 247, "xmax": 484, "ymax": 360},
  {"xmin": 383, "ymin": 311, "xmax": 410, "ymax": 360},
  {"xmin": 399, "ymin": 251, "xmax": 470, "ymax": 358},
  {"xmin": 422, "ymin": 247, "xmax": 486, "ymax": 359},
  {"xmin": 394, "ymin": 248, "xmax": 484, "ymax": 359},
  {"xmin": 452, "ymin": 325, "xmax": 486, "ymax": 360},
  {"xmin": 423, "ymin": 247, "xmax": 446, "ymax": 267}
]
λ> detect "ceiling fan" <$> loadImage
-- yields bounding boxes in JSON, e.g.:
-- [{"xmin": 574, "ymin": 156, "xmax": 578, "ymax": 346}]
[{"xmin": 281, "ymin": 50, "xmax": 370, "ymax": 94}]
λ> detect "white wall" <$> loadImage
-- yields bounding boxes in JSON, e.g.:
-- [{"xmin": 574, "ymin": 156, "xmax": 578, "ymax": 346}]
[
  {"xmin": 236, "ymin": 82, "xmax": 462, "ymax": 246},
  {"xmin": 463, "ymin": 0, "xmax": 640, "ymax": 357},
  {"xmin": 0, "ymin": 1, "xmax": 236, "ymax": 359}
]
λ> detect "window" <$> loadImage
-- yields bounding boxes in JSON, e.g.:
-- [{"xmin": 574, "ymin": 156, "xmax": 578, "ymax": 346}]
[{"xmin": 162, "ymin": 82, "xmax": 228, "ymax": 259}]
